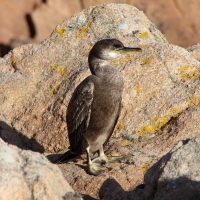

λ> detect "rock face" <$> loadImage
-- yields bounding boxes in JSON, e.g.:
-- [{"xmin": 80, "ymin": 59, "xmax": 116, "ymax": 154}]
[
  {"xmin": 0, "ymin": 3, "xmax": 168, "ymax": 153},
  {"xmin": 0, "ymin": 138, "xmax": 82, "ymax": 200},
  {"xmin": 144, "ymin": 136, "xmax": 200, "ymax": 200},
  {"xmin": 187, "ymin": 44, "xmax": 200, "ymax": 61},
  {"xmin": 0, "ymin": 3, "xmax": 200, "ymax": 199}
]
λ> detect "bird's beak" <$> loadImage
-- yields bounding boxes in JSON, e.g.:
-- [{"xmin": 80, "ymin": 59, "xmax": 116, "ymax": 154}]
[{"xmin": 119, "ymin": 47, "xmax": 142, "ymax": 53}]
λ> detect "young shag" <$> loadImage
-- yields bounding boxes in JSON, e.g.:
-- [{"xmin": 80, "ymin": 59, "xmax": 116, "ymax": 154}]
[{"xmin": 53, "ymin": 39, "xmax": 141, "ymax": 175}]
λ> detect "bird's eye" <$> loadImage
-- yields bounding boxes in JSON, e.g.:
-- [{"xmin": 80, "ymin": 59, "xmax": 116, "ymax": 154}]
[{"xmin": 113, "ymin": 44, "xmax": 122, "ymax": 50}]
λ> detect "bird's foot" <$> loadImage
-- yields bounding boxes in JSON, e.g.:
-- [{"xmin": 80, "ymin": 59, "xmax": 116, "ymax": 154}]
[
  {"xmin": 92, "ymin": 154, "xmax": 108, "ymax": 164},
  {"xmin": 87, "ymin": 163, "xmax": 106, "ymax": 176}
]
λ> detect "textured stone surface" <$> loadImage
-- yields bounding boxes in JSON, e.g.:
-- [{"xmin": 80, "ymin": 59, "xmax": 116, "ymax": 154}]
[
  {"xmin": 143, "ymin": 136, "xmax": 200, "ymax": 200},
  {"xmin": 0, "ymin": 4, "xmax": 168, "ymax": 153},
  {"xmin": 0, "ymin": 138, "xmax": 82, "ymax": 200},
  {"xmin": 187, "ymin": 43, "xmax": 200, "ymax": 61},
  {"xmin": 0, "ymin": 4, "xmax": 200, "ymax": 199}
]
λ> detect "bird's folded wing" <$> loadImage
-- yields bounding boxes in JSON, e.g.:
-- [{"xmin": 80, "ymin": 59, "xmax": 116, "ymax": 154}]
[{"xmin": 67, "ymin": 77, "xmax": 95, "ymax": 151}]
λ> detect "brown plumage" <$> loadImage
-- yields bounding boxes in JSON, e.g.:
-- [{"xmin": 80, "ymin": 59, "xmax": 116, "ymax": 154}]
[{"xmin": 53, "ymin": 39, "xmax": 141, "ymax": 175}]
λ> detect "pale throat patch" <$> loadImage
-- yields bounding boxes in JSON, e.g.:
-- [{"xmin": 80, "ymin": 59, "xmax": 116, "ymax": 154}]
[{"xmin": 108, "ymin": 51, "xmax": 120, "ymax": 59}]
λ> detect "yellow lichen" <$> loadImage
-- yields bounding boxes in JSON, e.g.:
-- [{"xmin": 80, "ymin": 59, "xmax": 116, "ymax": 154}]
[
  {"xmin": 137, "ymin": 100, "xmax": 190, "ymax": 135},
  {"xmin": 50, "ymin": 64, "xmax": 68, "ymax": 76},
  {"xmin": 190, "ymin": 96, "xmax": 200, "ymax": 106},
  {"xmin": 120, "ymin": 139, "xmax": 128, "ymax": 146},
  {"xmin": 149, "ymin": 91, "xmax": 157, "ymax": 98},
  {"xmin": 180, "ymin": 65, "xmax": 200, "ymax": 81},
  {"xmin": 141, "ymin": 57, "xmax": 151, "ymax": 67},
  {"xmin": 141, "ymin": 163, "xmax": 149, "ymax": 172},
  {"xmin": 131, "ymin": 73, "xmax": 135, "ymax": 77},
  {"xmin": 58, "ymin": 66, "xmax": 68, "ymax": 76},
  {"xmin": 50, "ymin": 65, "xmax": 57, "ymax": 72},
  {"xmin": 139, "ymin": 32, "xmax": 149, "ymax": 37},
  {"xmin": 62, "ymin": 140, "xmax": 70, "ymax": 149},
  {"xmin": 49, "ymin": 84, "xmax": 60, "ymax": 95},
  {"xmin": 52, "ymin": 39, "xmax": 57, "ymax": 43},
  {"xmin": 77, "ymin": 7, "xmax": 97, "ymax": 39},
  {"xmin": 110, "ymin": 54, "xmax": 133, "ymax": 66},
  {"xmin": 56, "ymin": 27, "xmax": 65, "ymax": 38},
  {"xmin": 139, "ymin": 44, "xmax": 148, "ymax": 49},
  {"xmin": 134, "ymin": 85, "xmax": 141, "ymax": 94},
  {"xmin": 116, "ymin": 123, "xmax": 123, "ymax": 131},
  {"xmin": 78, "ymin": 27, "xmax": 89, "ymax": 39},
  {"xmin": 12, "ymin": 57, "xmax": 17, "ymax": 65}
]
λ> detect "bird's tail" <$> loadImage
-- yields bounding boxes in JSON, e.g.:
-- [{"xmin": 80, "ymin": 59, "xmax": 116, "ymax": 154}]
[{"xmin": 52, "ymin": 150, "xmax": 77, "ymax": 164}]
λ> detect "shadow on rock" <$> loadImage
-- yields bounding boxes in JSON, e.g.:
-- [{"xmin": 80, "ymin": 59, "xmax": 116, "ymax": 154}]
[
  {"xmin": 144, "ymin": 176, "xmax": 200, "ymax": 200},
  {"xmin": 98, "ymin": 178, "xmax": 144, "ymax": 200},
  {"xmin": 0, "ymin": 121, "xmax": 44, "ymax": 153},
  {"xmin": 143, "ymin": 138, "xmax": 200, "ymax": 200},
  {"xmin": 81, "ymin": 194, "xmax": 97, "ymax": 200}
]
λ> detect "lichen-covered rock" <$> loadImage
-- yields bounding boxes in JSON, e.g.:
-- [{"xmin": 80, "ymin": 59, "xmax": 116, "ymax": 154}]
[
  {"xmin": 187, "ymin": 43, "xmax": 200, "ymax": 61},
  {"xmin": 0, "ymin": 138, "xmax": 82, "ymax": 200},
  {"xmin": 1, "ymin": 3, "xmax": 199, "ymax": 153},
  {"xmin": 143, "ymin": 136, "xmax": 200, "ymax": 200},
  {"xmin": 0, "ymin": 3, "xmax": 168, "ymax": 153},
  {"xmin": 1, "ymin": 3, "xmax": 200, "ymax": 200}
]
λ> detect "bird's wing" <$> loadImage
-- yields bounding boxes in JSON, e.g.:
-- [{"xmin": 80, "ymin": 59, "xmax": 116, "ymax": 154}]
[
  {"xmin": 67, "ymin": 77, "xmax": 95, "ymax": 153},
  {"xmin": 104, "ymin": 98, "xmax": 122, "ymax": 146}
]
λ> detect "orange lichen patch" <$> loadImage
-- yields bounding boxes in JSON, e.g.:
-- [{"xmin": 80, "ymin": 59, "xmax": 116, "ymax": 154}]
[
  {"xmin": 12, "ymin": 57, "xmax": 17, "ymax": 65},
  {"xmin": 139, "ymin": 32, "xmax": 149, "ymax": 37},
  {"xmin": 141, "ymin": 57, "xmax": 151, "ymax": 67},
  {"xmin": 116, "ymin": 123, "xmax": 123, "ymax": 131},
  {"xmin": 49, "ymin": 84, "xmax": 60, "ymax": 95},
  {"xmin": 180, "ymin": 65, "xmax": 200, "ymax": 80},
  {"xmin": 134, "ymin": 85, "xmax": 141, "ymax": 94},
  {"xmin": 141, "ymin": 163, "xmax": 149, "ymax": 172},
  {"xmin": 120, "ymin": 139, "xmax": 128, "ymax": 146},
  {"xmin": 56, "ymin": 27, "xmax": 65, "ymax": 38}
]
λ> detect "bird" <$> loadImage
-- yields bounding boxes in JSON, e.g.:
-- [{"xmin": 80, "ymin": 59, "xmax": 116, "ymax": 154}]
[{"xmin": 53, "ymin": 39, "xmax": 141, "ymax": 175}]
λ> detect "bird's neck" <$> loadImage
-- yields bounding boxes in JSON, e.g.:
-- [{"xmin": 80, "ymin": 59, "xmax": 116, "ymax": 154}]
[{"xmin": 88, "ymin": 56, "xmax": 108, "ymax": 76}]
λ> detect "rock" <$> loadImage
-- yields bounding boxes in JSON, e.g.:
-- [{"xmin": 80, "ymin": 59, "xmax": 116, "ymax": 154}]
[
  {"xmin": 187, "ymin": 43, "xmax": 200, "ymax": 61},
  {"xmin": 0, "ymin": 3, "xmax": 200, "ymax": 199},
  {"xmin": 143, "ymin": 136, "xmax": 200, "ymax": 200},
  {"xmin": 0, "ymin": 138, "xmax": 82, "ymax": 200},
  {"xmin": 0, "ymin": 3, "xmax": 167, "ymax": 152}
]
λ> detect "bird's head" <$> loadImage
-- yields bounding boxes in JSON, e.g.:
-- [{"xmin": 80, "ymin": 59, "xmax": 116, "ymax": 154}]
[{"xmin": 89, "ymin": 39, "xmax": 141, "ymax": 60}]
